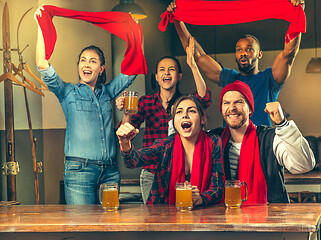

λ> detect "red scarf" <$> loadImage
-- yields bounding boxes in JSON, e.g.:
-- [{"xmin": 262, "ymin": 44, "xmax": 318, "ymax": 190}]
[
  {"xmin": 168, "ymin": 131, "xmax": 212, "ymax": 204},
  {"xmin": 36, "ymin": 5, "xmax": 147, "ymax": 75},
  {"xmin": 159, "ymin": 0, "xmax": 305, "ymax": 44},
  {"xmin": 221, "ymin": 120, "xmax": 267, "ymax": 204}
]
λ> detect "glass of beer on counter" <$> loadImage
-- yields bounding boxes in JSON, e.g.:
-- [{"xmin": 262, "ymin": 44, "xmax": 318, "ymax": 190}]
[
  {"xmin": 176, "ymin": 182, "xmax": 193, "ymax": 212},
  {"xmin": 124, "ymin": 91, "xmax": 138, "ymax": 115},
  {"xmin": 224, "ymin": 180, "xmax": 248, "ymax": 208},
  {"xmin": 99, "ymin": 183, "xmax": 119, "ymax": 211}
]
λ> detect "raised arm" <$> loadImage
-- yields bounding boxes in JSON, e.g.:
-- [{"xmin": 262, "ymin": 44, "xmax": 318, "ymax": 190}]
[
  {"xmin": 117, "ymin": 123, "xmax": 165, "ymax": 169},
  {"xmin": 264, "ymin": 101, "xmax": 285, "ymax": 125},
  {"xmin": 266, "ymin": 102, "xmax": 316, "ymax": 174},
  {"xmin": 34, "ymin": 6, "xmax": 50, "ymax": 70},
  {"xmin": 271, "ymin": 34, "xmax": 301, "ymax": 85},
  {"xmin": 186, "ymin": 37, "xmax": 206, "ymax": 97},
  {"xmin": 168, "ymin": 1, "xmax": 222, "ymax": 84},
  {"xmin": 271, "ymin": 0, "xmax": 304, "ymax": 85}
]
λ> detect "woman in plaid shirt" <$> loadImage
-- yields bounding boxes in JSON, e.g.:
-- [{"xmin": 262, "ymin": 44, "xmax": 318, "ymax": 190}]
[
  {"xmin": 116, "ymin": 38, "xmax": 212, "ymax": 203},
  {"xmin": 117, "ymin": 95, "xmax": 224, "ymax": 205}
]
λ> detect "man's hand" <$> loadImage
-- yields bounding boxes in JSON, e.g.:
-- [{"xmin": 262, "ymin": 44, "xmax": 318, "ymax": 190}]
[
  {"xmin": 288, "ymin": 0, "xmax": 305, "ymax": 9},
  {"xmin": 167, "ymin": 1, "xmax": 176, "ymax": 13},
  {"xmin": 116, "ymin": 123, "xmax": 139, "ymax": 152},
  {"xmin": 129, "ymin": 12, "xmax": 139, "ymax": 24},
  {"xmin": 264, "ymin": 102, "xmax": 285, "ymax": 125}
]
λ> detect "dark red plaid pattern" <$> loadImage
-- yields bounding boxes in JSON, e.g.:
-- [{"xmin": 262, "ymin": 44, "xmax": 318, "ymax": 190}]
[{"xmin": 121, "ymin": 131, "xmax": 224, "ymax": 205}]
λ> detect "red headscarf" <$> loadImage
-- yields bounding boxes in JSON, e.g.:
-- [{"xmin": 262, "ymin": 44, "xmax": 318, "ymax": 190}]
[
  {"xmin": 159, "ymin": 0, "xmax": 305, "ymax": 44},
  {"xmin": 168, "ymin": 131, "xmax": 212, "ymax": 204},
  {"xmin": 36, "ymin": 5, "xmax": 147, "ymax": 75}
]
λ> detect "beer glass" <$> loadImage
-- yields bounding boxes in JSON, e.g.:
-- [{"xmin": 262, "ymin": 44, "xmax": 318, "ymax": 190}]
[
  {"xmin": 99, "ymin": 183, "xmax": 119, "ymax": 211},
  {"xmin": 176, "ymin": 182, "xmax": 193, "ymax": 212},
  {"xmin": 124, "ymin": 91, "xmax": 138, "ymax": 114},
  {"xmin": 224, "ymin": 180, "xmax": 248, "ymax": 208}
]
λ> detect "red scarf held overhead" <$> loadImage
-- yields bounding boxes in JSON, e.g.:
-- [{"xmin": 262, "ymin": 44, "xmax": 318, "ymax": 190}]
[
  {"xmin": 168, "ymin": 131, "xmax": 212, "ymax": 204},
  {"xmin": 37, "ymin": 5, "xmax": 147, "ymax": 75},
  {"xmin": 159, "ymin": 0, "xmax": 306, "ymax": 44},
  {"xmin": 221, "ymin": 120, "xmax": 267, "ymax": 205}
]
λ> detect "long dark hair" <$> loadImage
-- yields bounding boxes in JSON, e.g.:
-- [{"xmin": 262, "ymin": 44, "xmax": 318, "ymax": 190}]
[
  {"xmin": 171, "ymin": 95, "xmax": 207, "ymax": 132},
  {"xmin": 153, "ymin": 56, "xmax": 183, "ymax": 115},
  {"xmin": 77, "ymin": 45, "xmax": 107, "ymax": 85}
]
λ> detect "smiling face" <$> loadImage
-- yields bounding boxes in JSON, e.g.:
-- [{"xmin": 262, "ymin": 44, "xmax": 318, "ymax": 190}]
[
  {"xmin": 235, "ymin": 37, "xmax": 262, "ymax": 75},
  {"xmin": 173, "ymin": 99, "xmax": 205, "ymax": 140},
  {"xmin": 221, "ymin": 91, "xmax": 251, "ymax": 129},
  {"xmin": 155, "ymin": 58, "xmax": 182, "ymax": 92},
  {"xmin": 78, "ymin": 50, "xmax": 105, "ymax": 89}
]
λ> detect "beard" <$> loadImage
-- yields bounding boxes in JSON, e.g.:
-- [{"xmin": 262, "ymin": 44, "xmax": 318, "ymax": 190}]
[
  {"xmin": 223, "ymin": 111, "xmax": 248, "ymax": 129},
  {"xmin": 236, "ymin": 56, "xmax": 257, "ymax": 74}
]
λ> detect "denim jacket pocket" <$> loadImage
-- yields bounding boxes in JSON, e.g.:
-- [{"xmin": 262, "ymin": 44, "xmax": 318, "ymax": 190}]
[
  {"xmin": 99, "ymin": 95, "xmax": 112, "ymax": 113},
  {"xmin": 75, "ymin": 96, "xmax": 93, "ymax": 112},
  {"xmin": 65, "ymin": 161, "xmax": 84, "ymax": 172}
]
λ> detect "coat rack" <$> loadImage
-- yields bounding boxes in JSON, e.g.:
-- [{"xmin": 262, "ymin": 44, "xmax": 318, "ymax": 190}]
[{"xmin": 0, "ymin": 2, "xmax": 48, "ymax": 205}]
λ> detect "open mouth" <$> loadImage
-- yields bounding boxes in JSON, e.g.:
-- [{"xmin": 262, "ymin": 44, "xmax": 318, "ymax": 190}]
[
  {"xmin": 83, "ymin": 70, "xmax": 92, "ymax": 76},
  {"xmin": 181, "ymin": 121, "xmax": 192, "ymax": 130},
  {"xmin": 239, "ymin": 58, "xmax": 248, "ymax": 65},
  {"xmin": 227, "ymin": 113, "xmax": 241, "ymax": 120},
  {"xmin": 163, "ymin": 77, "xmax": 172, "ymax": 83}
]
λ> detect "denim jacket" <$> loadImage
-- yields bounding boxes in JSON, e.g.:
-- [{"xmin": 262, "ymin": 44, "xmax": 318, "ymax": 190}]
[{"xmin": 38, "ymin": 65, "xmax": 136, "ymax": 163}]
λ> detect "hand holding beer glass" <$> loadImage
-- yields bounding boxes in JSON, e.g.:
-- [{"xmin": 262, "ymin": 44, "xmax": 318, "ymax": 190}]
[
  {"xmin": 99, "ymin": 183, "xmax": 119, "ymax": 211},
  {"xmin": 176, "ymin": 182, "xmax": 193, "ymax": 212},
  {"xmin": 124, "ymin": 91, "xmax": 138, "ymax": 115},
  {"xmin": 224, "ymin": 180, "xmax": 248, "ymax": 208}
]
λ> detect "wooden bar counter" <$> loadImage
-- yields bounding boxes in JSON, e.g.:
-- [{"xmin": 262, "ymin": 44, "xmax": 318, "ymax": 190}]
[{"xmin": 0, "ymin": 203, "xmax": 321, "ymax": 240}]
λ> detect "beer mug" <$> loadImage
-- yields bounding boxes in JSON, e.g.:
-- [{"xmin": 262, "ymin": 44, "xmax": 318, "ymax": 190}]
[
  {"xmin": 99, "ymin": 183, "xmax": 119, "ymax": 211},
  {"xmin": 224, "ymin": 180, "xmax": 248, "ymax": 208},
  {"xmin": 124, "ymin": 91, "xmax": 138, "ymax": 115},
  {"xmin": 176, "ymin": 182, "xmax": 193, "ymax": 212}
]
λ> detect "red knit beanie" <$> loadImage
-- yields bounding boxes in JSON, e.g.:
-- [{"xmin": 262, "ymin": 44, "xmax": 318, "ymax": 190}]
[{"xmin": 219, "ymin": 80, "xmax": 254, "ymax": 116}]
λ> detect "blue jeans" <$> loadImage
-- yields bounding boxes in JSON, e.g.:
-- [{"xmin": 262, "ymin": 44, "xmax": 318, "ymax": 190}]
[{"xmin": 64, "ymin": 160, "xmax": 120, "ymax": 205}]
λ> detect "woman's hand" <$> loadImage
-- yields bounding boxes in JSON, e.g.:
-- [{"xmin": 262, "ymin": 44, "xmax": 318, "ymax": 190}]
[
  {"xmin": 186, "ymin": 37, "xmax": 197, "ymax": 69},
  {"xmin": 116, "ymin": 123, "xmax": 139, "ymax": 152},
  {"xmin": 116, "ymin": 92, "xmax": 126, "ymax": 111},
  {"xmin": 34, "ymin": 5, "xmax": 45, "ymax": 22},
  {"xmin": 192, "ymin": 185, "xmax": 203, "ymax": 206}
]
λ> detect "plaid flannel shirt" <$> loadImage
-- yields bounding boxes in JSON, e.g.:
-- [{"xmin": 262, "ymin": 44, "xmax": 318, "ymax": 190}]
[
  {"xmin": 129, "ymin": 87, "xmax": 212, "ymax": 174},
  {"xmin": 121, "ymin": 131, "xmax": 224, "ymax": 205}
]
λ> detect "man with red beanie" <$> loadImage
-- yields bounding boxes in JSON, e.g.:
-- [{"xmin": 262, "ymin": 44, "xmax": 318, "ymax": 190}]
[{"xmin": 211, "ymin": 80, "xmax": 315, "ymax": 204}]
